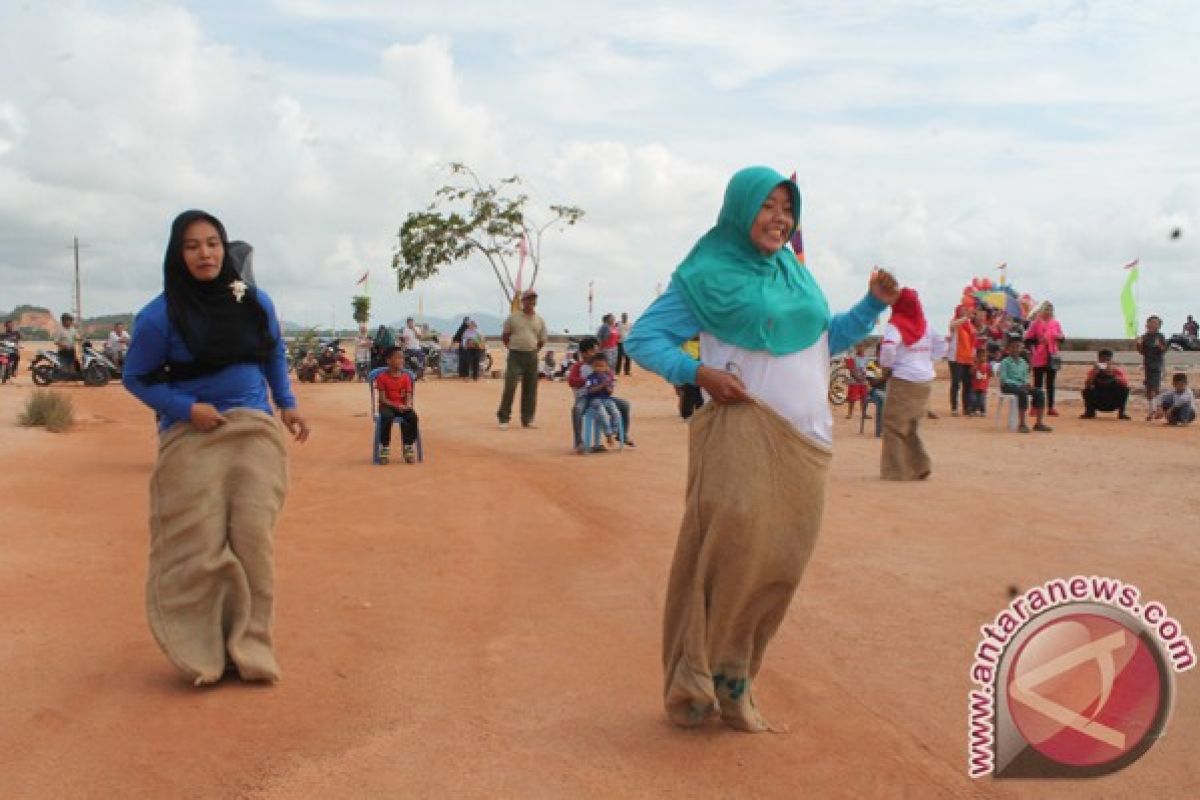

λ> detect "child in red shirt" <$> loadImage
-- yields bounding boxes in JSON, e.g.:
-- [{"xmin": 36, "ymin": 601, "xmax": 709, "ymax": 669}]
[
  {"xmin": 374, "ymin": 347, "xmax": 420, "ymax": 463},
  {"xmin": 966, "ymin": 349, "xmax": 990, "ymax": 416},
  {"xmin": 844, "ymin": 342, "xmax": 870, "ymax": 419},
  {"xmin": 337, "ymin": 350, "xmax": 356, "ymax": 380}
]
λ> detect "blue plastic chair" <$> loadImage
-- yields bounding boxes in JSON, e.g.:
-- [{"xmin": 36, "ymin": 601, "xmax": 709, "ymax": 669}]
[
  {"xmin": 580, "ymin": 403, "xmax": 624, "ymax": 454},
  {"xmin": 368, "ymin": 366, "xmax": 424, "ymax": 463}
]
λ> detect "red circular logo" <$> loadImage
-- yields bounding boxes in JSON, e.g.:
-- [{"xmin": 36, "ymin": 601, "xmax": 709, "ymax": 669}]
[{"xmin": 1006, "ymin": 613, "xmax": 1163, "ymax": 767}]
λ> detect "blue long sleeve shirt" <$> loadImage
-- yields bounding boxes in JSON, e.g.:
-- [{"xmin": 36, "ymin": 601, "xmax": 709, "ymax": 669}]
[
  {"xmin": 122, "ymin": 290, "xmax": 296, "ymax": 431},
  {"xmin": 625, "ymin": 281, "xmax": 886, "ymax": 386}
]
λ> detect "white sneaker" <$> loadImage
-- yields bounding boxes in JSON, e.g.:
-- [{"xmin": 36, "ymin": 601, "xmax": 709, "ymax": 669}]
[
  {"xmin": 522, "ymin": 421, "xmax": 539, "ymax": 429},
  {"xmin": 498, "ymin": 421, "xmax": 510, "ymax": 430}
]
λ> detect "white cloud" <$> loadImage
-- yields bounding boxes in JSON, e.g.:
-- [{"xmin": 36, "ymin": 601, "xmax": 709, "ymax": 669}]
[{"xmin": 1, "ymin": 0, "xmax": 1198, "ymax": 338}]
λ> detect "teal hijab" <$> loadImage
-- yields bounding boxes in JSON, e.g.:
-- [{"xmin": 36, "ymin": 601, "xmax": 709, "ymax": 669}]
[{"xmin": 673, "ymin": 166, "xmax": 829, "ymax": 355}]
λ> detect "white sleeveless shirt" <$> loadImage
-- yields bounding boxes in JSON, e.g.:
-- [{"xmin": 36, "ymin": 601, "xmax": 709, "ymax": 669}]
[{"xmin": 699, "ymin": 331, "xmax": 833, "ymax": 449}]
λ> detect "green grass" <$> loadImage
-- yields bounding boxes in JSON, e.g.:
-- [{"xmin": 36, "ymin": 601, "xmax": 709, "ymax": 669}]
[{"xmin": 18, "ymin": 389, "xmax": 74, "ymax": 433}]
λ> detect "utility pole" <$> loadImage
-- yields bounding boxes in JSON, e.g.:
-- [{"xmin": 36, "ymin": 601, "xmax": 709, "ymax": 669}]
[
  {"xmin": 65, "ymin": 237, "xmax": 88, "ymax": 327},
  {"xmin": 73, "ymin": 237, "xmax": 82, "ymax": 321}
]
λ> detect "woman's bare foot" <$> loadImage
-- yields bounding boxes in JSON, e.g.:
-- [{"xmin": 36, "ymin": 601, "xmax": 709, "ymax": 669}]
[{"xmin": 666, "ymin": 699, "xmax": 718, "ymax": 728}]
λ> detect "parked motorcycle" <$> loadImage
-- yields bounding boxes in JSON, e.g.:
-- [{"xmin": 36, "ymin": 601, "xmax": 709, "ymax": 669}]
[
  {"xmin": 1168, "ymin": 334, "xmax": 1200, "ymax": 352},
  {"xmin": 420, "ymin": 341, "xmax": 441, "ymax": 378},
  {"xmin": 0, "ymin": 341, "xmax": 18, "ymax": 383},
  {"xmin": 30, "ymin": 341, "xmax": 118, "ymax": 387}
]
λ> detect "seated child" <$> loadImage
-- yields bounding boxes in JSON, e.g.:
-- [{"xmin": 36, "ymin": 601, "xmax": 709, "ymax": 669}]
[
  {"xmin": 373, "ymin": 346, "xmax": 420, "ymax": 463},
  {"xmin": 338, "ymin": 350, "xmax": 356, "ymax": 380},
  {"xmin": 997, "ymin": 338, "xmax": 1051, "ymax": 433},
  {"xmin": 297, "ymin": 350, "xmax": 319, "ymax": 382},
  {"xmin": 568, "ymin": 337, "xmax": 634, "ymax": 451},
  {"xmin": 1149, "ymin": 373, "xmax": 1195, "ymax": 425},
  {"xmin": 568, "ymin": 336, "xmax": 599, "ymax": 450},
  {"xmin": 584, "ymin": 353, "xmax": 621, "ymax": 447},
  {"xmin": 845, "ymin": 342, "xmax": 870, "ymax": 420},
  {"xmin": 967, "ymin": 349, "xmax": 990, "ymax": 416}
]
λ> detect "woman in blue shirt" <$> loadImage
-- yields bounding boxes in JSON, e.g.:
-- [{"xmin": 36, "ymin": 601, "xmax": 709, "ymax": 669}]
[
  {"xmin": 124, "ymin": 210, "xmax": 310, "ymax": 686},
  {"xmin": 627, "ymin": 167, "xmax": 898, "ymax": 732}
]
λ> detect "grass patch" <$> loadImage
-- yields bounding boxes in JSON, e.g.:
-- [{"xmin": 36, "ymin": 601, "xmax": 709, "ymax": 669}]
[{"xmin": 18, "ymin": 389, "xmax": 74, "ymax": 432}]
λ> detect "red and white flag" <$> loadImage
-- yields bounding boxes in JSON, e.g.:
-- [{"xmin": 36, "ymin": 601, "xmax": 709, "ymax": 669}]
[
  {"xmin": 355, "ymin": 270, "xmax": 369, "ymax": 285},
  {"xmin": 1123, "ymin": 258, "xmax": 1140, "ymax": 270}
]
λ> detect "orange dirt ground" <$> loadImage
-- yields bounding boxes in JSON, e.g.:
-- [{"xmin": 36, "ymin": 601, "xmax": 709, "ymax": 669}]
[{"xmin": 1, "ymin": 367, "xmax": 1196, "ymax": 798}]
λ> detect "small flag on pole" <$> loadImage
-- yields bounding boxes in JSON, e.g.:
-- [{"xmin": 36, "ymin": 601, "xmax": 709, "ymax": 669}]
[
  {"xmin": 996, "ymin": 262, "xmax": 1007, "ymax": 285},
  {"xmin": 588, "ymin": 280, "xmax": 594, "ymax": 315},
  {"xmin": 1120, "ymin": 259, "xmax": 1139, "ymax": 337},
  {"xmin": 355, "ymin": 270, "xmax": 369, "ymax": 285}
]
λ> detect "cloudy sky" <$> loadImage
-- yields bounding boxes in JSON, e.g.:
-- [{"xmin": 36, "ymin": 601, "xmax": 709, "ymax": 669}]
[{"xmin": 1, "ymin": 0, "xmax": 1197, "ymax": 336}]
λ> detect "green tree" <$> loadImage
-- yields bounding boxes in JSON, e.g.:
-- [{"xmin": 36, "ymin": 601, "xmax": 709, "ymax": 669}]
[
  {"xmin": 351, "ymin": 295, "xmax": 371, "ymax": 325},
  {"xmin": 393, "ymin": 162, "xmax": 584, "ymax": 306}
]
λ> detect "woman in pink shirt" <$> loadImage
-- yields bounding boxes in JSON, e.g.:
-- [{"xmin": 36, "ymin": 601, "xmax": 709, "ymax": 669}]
[{"xmin": 1026, "ymin": 302, "xmax": 1065, "ymax": 416}]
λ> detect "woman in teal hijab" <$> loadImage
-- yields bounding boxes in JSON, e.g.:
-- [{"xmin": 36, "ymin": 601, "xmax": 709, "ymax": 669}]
[{"xmin": 627, "ymin": 166, "xmax": 899, "ymax": 732}]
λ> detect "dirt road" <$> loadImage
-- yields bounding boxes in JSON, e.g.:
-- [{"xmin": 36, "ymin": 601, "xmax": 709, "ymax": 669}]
[{"xmin": 1, "ymin": 371, "xmax": 1196, "ymax": 798}]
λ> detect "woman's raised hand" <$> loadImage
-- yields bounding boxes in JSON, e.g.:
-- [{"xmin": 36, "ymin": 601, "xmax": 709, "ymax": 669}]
[
  {"xmin": 696, "ymin": 365, "xmax": 753, "ymax": 404},
  {"xmin": 869, "ymin": 268, "xmax": 901, "ymax": 305}
]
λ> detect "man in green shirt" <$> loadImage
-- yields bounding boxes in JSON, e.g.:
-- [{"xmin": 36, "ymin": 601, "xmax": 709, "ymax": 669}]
[
  {"xmin": 998, "ymin": 338, "xmax": 1051, "ymax": 433},
  {"xmin": 497, "ymin": 289, "xmax": 548, "ymax": 429}
]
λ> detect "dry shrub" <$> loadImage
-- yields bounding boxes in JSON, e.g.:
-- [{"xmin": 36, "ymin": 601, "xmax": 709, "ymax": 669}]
[{"xmin": 18, "ymin": 389, "xmax": 74, "ymax": 432}]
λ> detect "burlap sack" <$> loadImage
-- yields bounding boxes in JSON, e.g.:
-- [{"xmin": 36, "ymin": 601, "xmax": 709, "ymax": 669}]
[
  {"xmin": 147, "ymin": 410, "xmax": 288, "ymax": 685},
  {"xmin": 880, "ymin": 377, "xmax": 932, "ymax": 481},
  {"xmin": 662, "ymin": 400, "xmax": 831, "ymax": 732}
]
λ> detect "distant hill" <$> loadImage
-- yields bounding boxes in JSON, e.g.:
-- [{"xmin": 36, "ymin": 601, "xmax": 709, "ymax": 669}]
[
  {"xmin": 4, "ymin": 305, "xmax": 134, "ymax": 337},
  {"xmin": 387, "ymin": 312, "xmax": 507, "ymax": 337}
]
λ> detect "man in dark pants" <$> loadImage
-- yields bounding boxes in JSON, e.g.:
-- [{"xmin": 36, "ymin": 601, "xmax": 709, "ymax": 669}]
[
  {"xmin": 1080, "ymin": 349, "xmax": 1131, "ymax": 419},
  {"xmin": 451, "ymin": 316, "xmax": 470, "ymax": 378},
  {"xmin": 947, "ymin": 306, "xmax": 980, "ymax": 415},
  {"xmin": 616, "ymin": 311, "xmax": 633, "ymax": 376},
  {"xmin": 497, "ymin": 290, "xmax": 547, "ymax": 429},
  {"xmin": 2, "ymin": 319, "xmax": 21, "ymax": 379}
]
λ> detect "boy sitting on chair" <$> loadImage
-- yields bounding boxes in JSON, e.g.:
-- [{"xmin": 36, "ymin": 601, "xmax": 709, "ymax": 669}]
[
  {"xmin": 584, "ymin": 353, "xmax": 621, "ymax": 448},
  {"xmin": 998, "ymin": 337, "xmax": 1052, "ymax": 434},
  {"xmin": 568, "ymin": 337, "xmax": 635, "ymax": 452},
  {"xmin": 375, "ymin": 346, "xmax": 420, "ymax": 464}
]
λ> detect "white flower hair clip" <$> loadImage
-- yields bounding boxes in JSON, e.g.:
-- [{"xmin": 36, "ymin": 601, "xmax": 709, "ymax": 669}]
[{"xmin": 230, "ymin": 280, "xmax": 248, "ymax": 303}]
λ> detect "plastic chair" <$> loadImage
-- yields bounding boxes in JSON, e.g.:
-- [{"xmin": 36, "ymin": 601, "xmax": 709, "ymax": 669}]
[
  {"xmin": 580, "ymin": 404, "xmax": 625, "ymax": 453},
  {"xmin": 368, "ymin": 366, "xmax": 424, "ymax": 463},
  {"xmin": 994, "ymin": 391, "xmax": 1020, "ymax": 431}
]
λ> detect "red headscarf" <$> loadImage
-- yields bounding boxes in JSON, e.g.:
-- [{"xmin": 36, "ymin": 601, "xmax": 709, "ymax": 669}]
[{"xmin": 889, "ymin": 288, "xmax": 927, "ymax": 346}]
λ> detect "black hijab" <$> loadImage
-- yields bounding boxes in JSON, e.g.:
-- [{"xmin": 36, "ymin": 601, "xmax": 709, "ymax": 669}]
[
  {"xmin": 164, "ymin": 210, "xmax": 277, "ymax": 368},
  {"xmin": 452, "ymin": 317, "xmax": 469, "ymax": 344}
]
